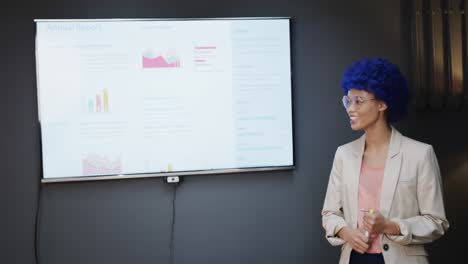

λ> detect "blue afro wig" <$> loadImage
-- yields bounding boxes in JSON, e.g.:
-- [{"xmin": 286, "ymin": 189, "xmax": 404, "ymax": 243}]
[{"xmin": 341, "ymin": 58, "xmax": 409, "ymax": 123}]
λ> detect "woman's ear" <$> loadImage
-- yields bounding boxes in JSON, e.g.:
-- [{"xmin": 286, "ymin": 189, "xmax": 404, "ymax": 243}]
[{"xmin": 378, "ymin": 101, "xmax": 388, "ymax": 112}]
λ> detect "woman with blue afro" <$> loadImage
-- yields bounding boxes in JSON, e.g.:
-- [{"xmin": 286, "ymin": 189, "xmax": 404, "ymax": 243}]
[{"xmin": 322, "ymin": 58, "xmax": 449, "ymax": 264}]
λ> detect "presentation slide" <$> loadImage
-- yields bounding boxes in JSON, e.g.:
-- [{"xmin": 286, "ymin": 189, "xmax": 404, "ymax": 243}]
[{"xmin": 35, "ymin": 18, "xmax": 293, "ymax": 179}]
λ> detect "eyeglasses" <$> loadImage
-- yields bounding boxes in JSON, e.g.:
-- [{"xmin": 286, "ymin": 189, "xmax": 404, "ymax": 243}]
[{"xmin": 342, "ymin": 95, "xmax": 377, "ymax": 109}]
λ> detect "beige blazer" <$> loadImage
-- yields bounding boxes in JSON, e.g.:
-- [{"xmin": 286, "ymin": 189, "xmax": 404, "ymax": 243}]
[{"xmin": 322, "ymin": 127, "xmax": 449, "ymax": 264}]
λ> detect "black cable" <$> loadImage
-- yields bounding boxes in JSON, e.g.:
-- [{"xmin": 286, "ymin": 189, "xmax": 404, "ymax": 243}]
[
  {"xmin": 34, "ymin": 182, "xmax": 42, "ymax": 264},
  {"xmin": 169, "ymin": 184, "xmax": 177, "ymax": 264}
]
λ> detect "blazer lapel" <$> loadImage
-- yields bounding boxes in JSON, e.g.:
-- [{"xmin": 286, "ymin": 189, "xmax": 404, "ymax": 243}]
[
  {"xmin": 379, "ymin": 127, "xmax": 403, "ymax": 218},
  {"xmin": 349, "ymin": 134, "xmax": 365, "ymax": 228}
]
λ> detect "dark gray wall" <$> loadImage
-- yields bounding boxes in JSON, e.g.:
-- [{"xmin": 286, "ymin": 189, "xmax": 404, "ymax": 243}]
[{"xmin": 2, "ymin": 1, "xmax": 464, "ymax": 264}]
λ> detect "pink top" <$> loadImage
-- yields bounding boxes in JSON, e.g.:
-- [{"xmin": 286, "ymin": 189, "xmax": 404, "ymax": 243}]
[{"xmin": 357, "ymin": 164, "xmax": 384, "ymax": 254}]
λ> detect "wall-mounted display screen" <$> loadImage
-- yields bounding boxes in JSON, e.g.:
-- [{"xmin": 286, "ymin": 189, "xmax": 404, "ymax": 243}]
[{"xmin": 35, "ymin": 18, "xmax": 294, "ymax": 182}]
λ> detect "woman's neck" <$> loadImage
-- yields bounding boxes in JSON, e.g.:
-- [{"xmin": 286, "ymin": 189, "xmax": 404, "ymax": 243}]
[{"xmin": 364, "ymin": 122, "xmax": 392, "ymax": 151}]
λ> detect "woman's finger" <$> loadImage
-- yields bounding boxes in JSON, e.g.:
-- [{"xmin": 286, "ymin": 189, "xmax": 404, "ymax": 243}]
[
  {"xmin": 363, "ymin": 221, "xmax": 372, "ymax": 231},
  {"xmin": 352, "ymin": 241, "xmax": 366, "ymax": 254},
  {"xmin": 354, "ymin": 241, "xmax": 369, "ymax": 254},
  {"xmin": 354, "ymin": 247, "xmax": 366, "ymax": 254},
  {"xmin": 354, "ymin": 234, "xmax": 369, "ymax": 248},
  {"xmin": 363, "ymin": 215, "xmax": 374, "ymax": 224}
]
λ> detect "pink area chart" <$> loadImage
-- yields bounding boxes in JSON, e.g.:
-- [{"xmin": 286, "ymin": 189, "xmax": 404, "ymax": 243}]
[{"xmin": 143, "ymin": 55, "xmax": 180, "ymax": 68}]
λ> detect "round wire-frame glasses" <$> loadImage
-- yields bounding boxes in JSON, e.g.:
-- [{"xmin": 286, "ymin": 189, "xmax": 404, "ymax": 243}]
[{"xmin": 342, "ymin": 95, "xmax": 377, "ymax": 109}]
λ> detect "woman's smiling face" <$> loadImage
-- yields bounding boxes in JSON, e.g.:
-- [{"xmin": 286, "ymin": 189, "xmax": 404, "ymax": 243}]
[{"xmin": 344, "ymin": 89, "xmax": 387, "ymax": 131}]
